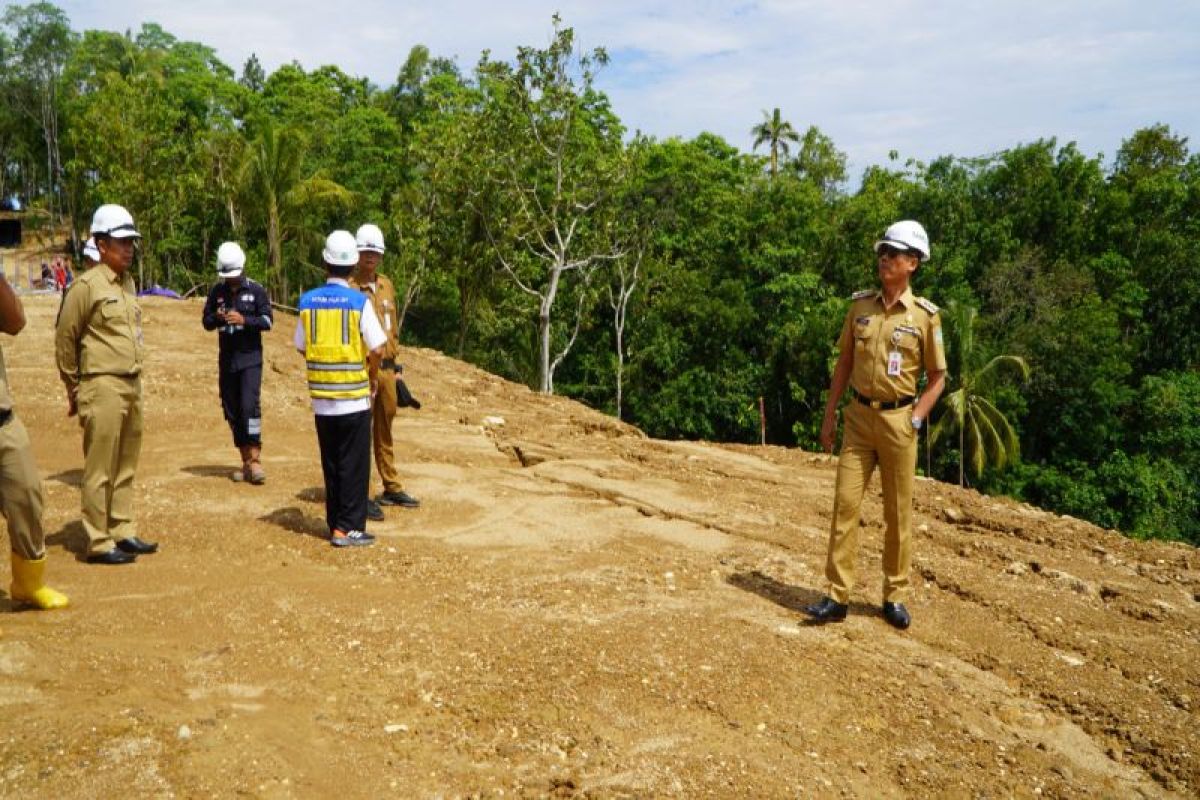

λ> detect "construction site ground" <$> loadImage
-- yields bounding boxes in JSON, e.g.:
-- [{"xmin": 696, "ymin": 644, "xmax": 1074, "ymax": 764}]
[{"xmin": 0, "ymin": 293, "xmax": 1197, "ymax": 798}]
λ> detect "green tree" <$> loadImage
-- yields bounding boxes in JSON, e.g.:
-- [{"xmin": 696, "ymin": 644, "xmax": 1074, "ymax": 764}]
[
  {"xmin": 236, "ymin": 119, "xmax": 352, "ymax": 302},
  {"xmin": 750, "ymin": 107, "xmax": 799, "ymax": 179},
  {"xmin": 474, "ymin": 15, "xmax": 626, "ymax": 394},
  {"xmin": 931, "ymin": 301, "xmax": 1029, "ymax": 486}
]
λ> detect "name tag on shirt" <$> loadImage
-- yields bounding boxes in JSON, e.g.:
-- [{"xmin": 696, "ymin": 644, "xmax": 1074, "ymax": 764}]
[{"xmin": 887, "ymin": 351, "xmax": 902, "ymax": 376}]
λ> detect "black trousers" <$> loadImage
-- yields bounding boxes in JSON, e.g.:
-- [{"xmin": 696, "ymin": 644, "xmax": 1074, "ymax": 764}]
[
  {"xmin": 219, "ymin": 364, "xmax": 262, "ymax": 446},
  {"xmin": 314, "ymin": 410, "xmax": 371, "ymax": 534}
]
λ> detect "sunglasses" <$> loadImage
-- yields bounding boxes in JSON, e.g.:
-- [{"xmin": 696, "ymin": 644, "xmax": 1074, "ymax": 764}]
[{"xmin": 877, "ymin": 244, "xmax": 910, "ymax": 259}]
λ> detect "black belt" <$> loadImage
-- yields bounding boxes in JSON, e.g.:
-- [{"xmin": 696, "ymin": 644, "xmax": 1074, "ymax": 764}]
[
  {"xmin": 852, "ymin": 389, "xmax": 914, "ymax": 410},
  {"xmin": 0, "ymin": 408, "xmax": 12, "ymax": 427},
  {"xmin": 380, "ymin": 359, "xmax": 398, "ymax": 372}
]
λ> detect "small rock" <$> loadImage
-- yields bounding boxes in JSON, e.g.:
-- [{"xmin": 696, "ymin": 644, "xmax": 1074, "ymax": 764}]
[
  {"xmin": 482, "ymin": 415, "xmax": 506, "ymax": 428},
  {"xmin": 756, "ymin": 722, "xmax": 767, "ymax": 732},
  {"xmin": 942, "ymin": 507, "xmax": 963, "ymax": 524},
  {"xmin": 917, "ymin": 523, "xmax": 929, "ymax": 534},
  {"xmin": 384, "ymin": 723, "xmax": 409, "ymax": 734},
  {"xmin": 177, "ymin": 725, "xmax": 192, "ymax": 740},
  {"xmin": 1005, "ymin": 562, "xmax": 1027, "ymax": 576}
]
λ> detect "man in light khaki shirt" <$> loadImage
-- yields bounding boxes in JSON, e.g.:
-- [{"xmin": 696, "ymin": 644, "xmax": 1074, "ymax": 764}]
[
  {"xmin": 55, "ymin": 205, "xmax": 159, "ymax": 564},
  {"xmin": 807, "ymin": 220, "xmax": 946, "ymax": 630},
  {"xmin": 350, "ymin": 224, "xmax": 420, "ymax": 521}
]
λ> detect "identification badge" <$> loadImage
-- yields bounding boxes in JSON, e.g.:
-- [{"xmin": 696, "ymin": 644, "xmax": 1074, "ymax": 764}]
[{"xmin": 887, "ymin": 350, "xmax": 902, "ymax": 376}]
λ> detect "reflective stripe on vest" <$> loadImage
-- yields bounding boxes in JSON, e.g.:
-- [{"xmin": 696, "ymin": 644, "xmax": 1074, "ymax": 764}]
[{"xmin": 298, "ymin": 285, "xmax": 370, "ymax": 401}]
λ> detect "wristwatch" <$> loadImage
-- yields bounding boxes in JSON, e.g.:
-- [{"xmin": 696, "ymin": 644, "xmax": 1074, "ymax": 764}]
[{"xmin": 911, "ymin": 416, "xmax": 923, "ymax": 431}]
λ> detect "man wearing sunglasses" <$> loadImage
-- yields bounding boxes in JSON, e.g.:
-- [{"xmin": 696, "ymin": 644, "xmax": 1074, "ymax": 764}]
[
  {"xmin": 807, "ymin": 220, "xmax": 946, "ymax": 630},
  {"xmin": 55, "ymin": 205, "xmax": 159, "ymax": 565}
]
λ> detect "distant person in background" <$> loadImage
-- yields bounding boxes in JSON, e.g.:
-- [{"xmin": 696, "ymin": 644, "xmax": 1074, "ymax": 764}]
[
  {"xmin": 81, "ymin": 237, "xmax": 99, "ymax": 269},
  {"xmin": 0, "ymin": 269, "xmax": 70, "ymax": 612},
  {"xmin": 53, "ymin": 258, "xmax": 67, "ymax": 291},
  {"xmin": 39, "ymin": 263, "xmax": 52, "ymax": 290},
  {"xmin": 202, "ymin": 242, "xmax": 272, "ymax": 484},
  {"xmin": 806, "ymin": 220, "xmax": 946, "ymax": 630},
  {"xmin": 295, "ymin": 230, "xmax": 386, "ymax": 548},
  {"xmin": 55, "ymin": 204, "xmax": 158, "ymax": 565},
  {"xmin": 349, "ymin": 223, "xmax": 421, "ymax": 522}
]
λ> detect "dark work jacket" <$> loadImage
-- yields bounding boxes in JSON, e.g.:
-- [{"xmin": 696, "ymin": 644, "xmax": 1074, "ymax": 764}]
[{"xmin": 201, "ymin": 278, "xmax": 273, "ymax": 371}]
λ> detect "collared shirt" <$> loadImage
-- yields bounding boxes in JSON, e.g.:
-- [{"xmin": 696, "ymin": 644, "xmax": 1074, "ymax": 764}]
[
  {"xmin": 54, "ymin": 262, "xmax": 143, "ymax": 390},
  {"xmin": 293, "ymin": 278, "xmax": 386, "ymax": 416},
  {"xmin": 837, "ymin": 286, "xmax": 947, "ymax": 403},
  {"xmin": 201, "ymin": 278, "xmax": 273, "ymax": 371},
  {"xmin": 348, "ymin": 270, "xmax": 400, "ymax": 362}
]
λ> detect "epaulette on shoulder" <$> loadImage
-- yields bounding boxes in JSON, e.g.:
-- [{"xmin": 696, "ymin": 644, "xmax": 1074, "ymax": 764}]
[
  {"xmin": 851, "ymin": 289, "xmax": 876, "ymax": 300},
  {"xmin": 915, "ymin": 297, "xmax": 939, "ymax": 315}
]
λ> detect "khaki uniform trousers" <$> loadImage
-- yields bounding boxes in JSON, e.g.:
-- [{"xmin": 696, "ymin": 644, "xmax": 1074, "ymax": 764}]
[
  {"xmin": 78, "ymin": 374, "xmax": 142, "ymax": 554},
  {"xmin": 371, "ymin": 367, "xmax": 404, "ymax": 494},
  {"xmin": 825, "ymin": 401, "xmax": 917, "ymax": 604},
  {"xmin": 0, "ymin": 415, "xmax": 47, "ymax": 561}
]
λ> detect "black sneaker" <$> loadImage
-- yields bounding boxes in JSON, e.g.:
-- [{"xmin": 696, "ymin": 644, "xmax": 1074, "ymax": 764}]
[
  {"xmin": 330, "ymin": 529, "xmax": 375, "ymax": 548},
  {"xmin": 882, "ymin": 602, "xmax": 911, "ymax": 630},
  {"xmin": 378, "ymin": 491, "xmax": 420, "ymax": 508},
  {"xmin": 366, "ymin": 499, "xmax": 385, "ymax": 521}
]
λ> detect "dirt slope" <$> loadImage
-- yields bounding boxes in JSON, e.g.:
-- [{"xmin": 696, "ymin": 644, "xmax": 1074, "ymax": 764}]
[{"xmin": 0, "ymin": 294, "xmax": 1196, "ymax": 798}]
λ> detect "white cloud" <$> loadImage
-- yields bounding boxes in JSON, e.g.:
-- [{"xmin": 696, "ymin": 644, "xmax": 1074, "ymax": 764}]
[{"xmin": 53, "ymin": 0, "xmax": 1200, "ymax": 180}]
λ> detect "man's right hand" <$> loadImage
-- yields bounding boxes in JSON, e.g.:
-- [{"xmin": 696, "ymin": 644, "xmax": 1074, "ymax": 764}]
[
  {"xmin": 819, "ymin": 413, "xmax": 837, "ymax": 453},
  {"xmin": 66, "ymin": 390, "xmax": 77, "ymax": 418}
]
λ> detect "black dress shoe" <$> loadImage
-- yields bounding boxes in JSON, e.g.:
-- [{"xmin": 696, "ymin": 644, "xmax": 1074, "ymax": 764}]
[
  {"xmin": 378, "ymin": 491, "xmax": 420, "ymax": 508},
  {"xmin": 87, "ymin": 549, "xmax": 137, "ymax": 565},
  {"xmin": 366, "ymin": 499, "xmax": 385, "ymax": 521},
  {"xmin": 116, "ymin": 537, "xmax": 158, "ymax": 555},
  {"xmin": 804, "ymin": 596, "xmax": 848, "ymax": 622},
  {"xmin": 883, "ymin": 602, "xmax": 911, "ymax": 630}
]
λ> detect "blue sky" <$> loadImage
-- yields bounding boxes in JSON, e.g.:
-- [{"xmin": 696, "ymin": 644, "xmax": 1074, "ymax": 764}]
[{"xmin": 52, "ymin": 0, "xmax": 1200, "ymax": 181}]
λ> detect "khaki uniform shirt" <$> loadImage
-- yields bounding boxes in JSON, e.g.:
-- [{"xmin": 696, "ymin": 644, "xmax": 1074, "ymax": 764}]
[
  {"xmin": 837, "ymin": 287, "xmax": 946, "ymax": 403},
  {"xmin": 0, "ymin": 338, "xmax": 12, "ymax": 412},
  {"xmin": 55, "ymin": 263, "xmax": 144, "ymax": 391},
  {"xmin": 349, "ymin": 271, "xmax": 400, "ymax": 362}
]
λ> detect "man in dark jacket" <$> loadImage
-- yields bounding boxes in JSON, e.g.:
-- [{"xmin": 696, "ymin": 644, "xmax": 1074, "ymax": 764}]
[{"xmin": 202, "ymin": 242, "xmax": 273, "ymax": 483}]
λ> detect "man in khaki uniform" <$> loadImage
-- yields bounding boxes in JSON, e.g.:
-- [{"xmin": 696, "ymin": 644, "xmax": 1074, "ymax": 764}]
[
  {"xmin": 0, "ymin": 271, "xmax": 69, "ymax": 611},
  {"xmin": 807, "ymin": 220, "xmax": 946, "ymax": 629},
  {"xmin": 55, "ymin": 205, "xmax": 159, "ymax": 565},
  {"xmin": 349, "ymin": 224, "xmax": 420, "ymax": 521}
]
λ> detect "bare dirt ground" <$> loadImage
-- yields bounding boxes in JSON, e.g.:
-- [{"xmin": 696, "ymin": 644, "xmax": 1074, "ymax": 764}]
[{"xmin": 0, "ymin": 293, "xmax": 1196, "ymax": 798}]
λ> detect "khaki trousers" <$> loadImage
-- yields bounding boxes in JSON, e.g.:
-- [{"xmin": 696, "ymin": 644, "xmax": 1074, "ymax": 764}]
[
  {"xmin": 0, "ymin": 415, "xmax": 47, "ymax": 560},
  {"xmin": 825, "ymin": 401, "xmax": 917, "ymax": 604},
  {"xmin": 371, "ymin": 367, "xmax": 403, "ymax": 494},
  {"xmin": 78, "ymin": 374, "xmax": 142, "ymax": 554}
]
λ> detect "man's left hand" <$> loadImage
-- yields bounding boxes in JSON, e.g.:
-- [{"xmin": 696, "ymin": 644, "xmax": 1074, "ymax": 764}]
[{"xmin": 224, "ymin": 310, "xmax": 245, "ymax": 325}]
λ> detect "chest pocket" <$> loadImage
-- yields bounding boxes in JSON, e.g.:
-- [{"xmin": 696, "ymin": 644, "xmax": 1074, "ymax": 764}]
[
  {"xmin": 99, "ymin": 299, "xmax": 123, "ymax": 321},
  {"xmin": 853, "ymin": 316, "xmax": 878, "ymax": 349},
  {"xmin": 893, "ymin": 325, "xmax": 921, "ymax": 351}
]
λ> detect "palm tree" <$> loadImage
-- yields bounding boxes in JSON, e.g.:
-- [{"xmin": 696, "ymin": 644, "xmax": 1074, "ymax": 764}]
[
  {"xmin": 750, "ymin": 108, "xmax": 800, "ymax": 178},
  {"xmin": 237, "ymin": 120, "xmax": 352, "ymax": 303},
  {"xmin": 931, "ymin": 301, "xmax": 1030, "ymax": 486}
]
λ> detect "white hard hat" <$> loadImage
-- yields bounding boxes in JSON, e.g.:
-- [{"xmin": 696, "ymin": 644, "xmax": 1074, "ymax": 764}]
[
  {"xmin": 82, "ymin": 237, "xmax": 99, "ymax": 262},
  {"xmin": 216, "ymin": 241, "xmax": 246, "ymax": 277},
  {"xmin": 355, "ymin": 223, "xmax": 385, "ymax": 254},
  {"xmin": 90, "ymin": 204, "xmax": 141, "ymax": 239},
  {"xmin": 323, "ymin": 230, "xmax": 359, "ymax": 267},
  {"xmin": 874, "ymin": 220, "xmax": 930, "ymax": 262}
]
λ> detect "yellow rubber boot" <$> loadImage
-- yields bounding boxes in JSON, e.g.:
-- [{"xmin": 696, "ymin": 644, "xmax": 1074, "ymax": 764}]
[{"xmin": 10, "ymin": 553, "xmax": 69, "ymax": 610}]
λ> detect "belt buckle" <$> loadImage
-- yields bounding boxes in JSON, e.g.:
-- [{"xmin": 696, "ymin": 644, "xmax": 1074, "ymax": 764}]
[{"xmin": 870, "ymin": 400, "xmax": 882, "ymax": 410}]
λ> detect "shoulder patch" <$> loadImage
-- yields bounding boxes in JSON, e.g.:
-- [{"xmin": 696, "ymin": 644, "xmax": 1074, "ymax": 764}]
[
  {"xmin": 851, "ymin": 289, "xmax": 876, "ymax": 300},
  {"xmin": 915, "ymin": 297, "xmax": 939, "ymax": 315}
]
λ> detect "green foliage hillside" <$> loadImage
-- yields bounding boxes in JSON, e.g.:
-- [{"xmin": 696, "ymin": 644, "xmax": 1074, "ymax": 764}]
[{"xmin": 2, "ymin": 5, "xmax": 1197, "ymax": 543}]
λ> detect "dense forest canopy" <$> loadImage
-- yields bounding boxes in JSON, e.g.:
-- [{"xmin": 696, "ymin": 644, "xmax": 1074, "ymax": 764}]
[{"xmin": 2, "ymin": 4, "xmax": 1197, "ymax": 544}]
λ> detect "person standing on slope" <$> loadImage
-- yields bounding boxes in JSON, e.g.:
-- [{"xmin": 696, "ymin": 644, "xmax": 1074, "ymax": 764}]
[
  {"xmin": 348, "ymin": 224, "xmax": 421, "ymax": 522},
  {"xmin": 295, "ymin": 231, "xmax": 386, "ymax": 548},
  {"xmin": 202, "ymin": 242, "xmax": 273, "ymax": 484},
  {"xmin": 806, "ymin": 220, "xmax": 946, "ymax": 630},
  {"xmin": 0, "ymin": 269, "xmax": 69, "ymax": 612}
]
